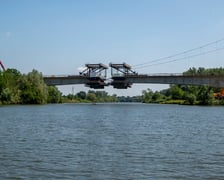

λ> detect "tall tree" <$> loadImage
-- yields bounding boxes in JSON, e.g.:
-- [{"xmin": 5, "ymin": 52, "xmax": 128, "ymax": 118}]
[
  {"xmin": 47, "ymin": 86, "xmax": 62, "ymax": 103},
  {"xmin": 0, "ymin": 69, "xmax": 22, "ymax": 104},
  {"xmin": 197, "ymin": 86, "xmax": 215, "ymax": 105},
  {"xmin": 20, "ymin": 69, "xmax": 48, "ymax": 104}
]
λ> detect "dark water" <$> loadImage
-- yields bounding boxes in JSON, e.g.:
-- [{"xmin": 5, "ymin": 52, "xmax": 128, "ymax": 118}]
[{"xmin": 1, "ymin": 103, "xmax": 224, "ymax": 179}]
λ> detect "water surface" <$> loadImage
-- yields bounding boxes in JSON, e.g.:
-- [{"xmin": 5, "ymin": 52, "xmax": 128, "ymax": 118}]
[{"xmin": 1, "ymin": 103, "xmax": 224, "ymax": 179}]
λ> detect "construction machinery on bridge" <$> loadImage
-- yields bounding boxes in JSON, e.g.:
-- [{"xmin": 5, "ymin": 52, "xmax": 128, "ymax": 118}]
[
  {"xmin": 110, "ymin": 63, "xmax": 137, "ymax": 89},
  {"xmin": 43, "ymin": 62, "xmax": 224, "ymax": 89},
  {"xmin": 79, "ymin": 63, "xmax": 108, "ymax": 89},
  {"xmin": 44, "ymin": 63, "xmax": 138, "ymax": 89},
  {"xmin": 78, "ymin": 63, "xmax": 139, "ymax": 89}
]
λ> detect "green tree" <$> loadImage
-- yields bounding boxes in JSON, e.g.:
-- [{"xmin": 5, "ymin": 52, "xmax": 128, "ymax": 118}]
[
  {"xmin": 183, "ymin": 67, "xmax": 197, "ymax": 76},
  {"xmin": 86, "ymin": 92, "xmax": 97, "ymax": 102},
  {"xmin": 169, "ymin": 85, "xmax": 184, "ymax": 100},
  {"xmin": 76, "ymin": 91, "xmax": 86, "ymax": 100},
  {"xmin": 197, "ymin": 86, "xmax": 215, "ymax": 105},
  {"xmin": 47, "ymin": 86, "xmax": 62, "ymax": 103},
  {"xmin": 142, "ymin": 88, "xmax": 153, "ymax": 103},
  {"xmin": 152, "ymin": 91, "xmax": 164, "ymax": 103},
  {"xmin": 184, "ymin": 93, "xmax": 197, "ymax": 105},
  {"xmin": 67, "ymin": 93, "xmax": 76, "ymax": 100},
  {"xmin": 20, "ymin": 69, "xmax": 48, "ymax": 104},
  {"xmin": 0, "ymin": 69, "xmax": 22, "ymax": 104}
]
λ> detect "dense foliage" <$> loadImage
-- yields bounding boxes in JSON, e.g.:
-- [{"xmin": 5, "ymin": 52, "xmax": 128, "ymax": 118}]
[
  {"xmin": 183, "ymin": 67, "xmax": 224, "ymax": 76},
  {"xmin": 1, "ymin": 66, "xmax": 224, "ymax": 105},
  {"xmin": 0, "ymin": 69, "xmax": 62, "ymax": 105},
  {"xmin": 63, "ymin": 90, "xmax": 141, "ymax": 103},
  {"xmin": 64, "ymin": 90, "xmax": 116, "ymax": 103},
  {"xmin": 142, "ymin": 67, "xmax": 224, "ymax": 105}
]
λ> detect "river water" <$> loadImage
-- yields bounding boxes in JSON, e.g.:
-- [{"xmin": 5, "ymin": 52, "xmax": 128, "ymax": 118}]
[{"xmin": 0, "ymin": 103, "xmax": 224, "ymax": 179}]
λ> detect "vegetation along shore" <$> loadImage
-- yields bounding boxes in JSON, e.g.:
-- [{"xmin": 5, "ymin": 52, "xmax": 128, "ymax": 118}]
[{"xmin": 1, "ymin": 67, "xmax": 224, "ymax": 105}]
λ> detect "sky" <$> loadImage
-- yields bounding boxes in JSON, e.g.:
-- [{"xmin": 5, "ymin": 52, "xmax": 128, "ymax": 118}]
[{"xmin": 1, "ymin": 0, "xmax": 224, "ymax": 96}]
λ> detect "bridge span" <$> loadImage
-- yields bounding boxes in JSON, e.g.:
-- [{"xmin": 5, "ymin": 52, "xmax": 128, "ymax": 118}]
[{"xmin": 43, "ymin": 63, "xmax": 224, "ymax": 89}]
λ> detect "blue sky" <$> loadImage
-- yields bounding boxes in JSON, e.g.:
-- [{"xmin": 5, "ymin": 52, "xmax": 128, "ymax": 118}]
[{"xmin": 1, "ymin": 0, "xmax": 224, "ymax": 95}]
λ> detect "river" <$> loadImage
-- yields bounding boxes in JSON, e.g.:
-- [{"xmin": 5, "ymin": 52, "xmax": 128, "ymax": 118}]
[{"xmin": 0, "ymin": 103, "xmax": 224, "ymax": 179}]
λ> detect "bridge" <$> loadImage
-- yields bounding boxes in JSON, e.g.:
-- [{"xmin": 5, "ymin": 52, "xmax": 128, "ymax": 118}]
[{"xmin": 43, "ymin": 63, "xmax": 224, "ymax": 89}]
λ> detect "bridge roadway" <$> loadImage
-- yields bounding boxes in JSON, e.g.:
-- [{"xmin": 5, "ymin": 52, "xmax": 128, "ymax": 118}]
[
  {"xmin": 44, "ymin": 75, "xmax": 89, "ymax": 86},
  {"xmin": 43, "ymin": 74, "xmax": 224, "ymax": 88}
]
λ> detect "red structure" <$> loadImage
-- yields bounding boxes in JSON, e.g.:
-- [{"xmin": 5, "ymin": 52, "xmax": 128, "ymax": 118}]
[{"xmin": 0, "ymin": 60, "xmax": 6, "ymax": 71}]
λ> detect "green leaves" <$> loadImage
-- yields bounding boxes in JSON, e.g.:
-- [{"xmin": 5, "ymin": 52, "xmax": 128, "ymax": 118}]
[
  {"xmin": 19, "ymin": 70, "xmax": 48, "ymax": 104},
  {"xmin": 47, "ymin": 86, "xmax": 62, "ymax": 103},
  {"xmin": 0, "ymin": 69, "xmax": 62, "ymax": 105}
]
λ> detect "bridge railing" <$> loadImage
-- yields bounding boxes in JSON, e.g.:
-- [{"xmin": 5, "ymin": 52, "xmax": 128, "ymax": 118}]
[
  {"xmin": 126, "ymin": 73, "xmax": 183, "ymax": 77},
  {"xmin": 44, "ymin": 73, "xmax": 224, "ymax": 79},
  {"xmin": 43, "ymin": 74, "xmax": 79, "ymax": 78}
]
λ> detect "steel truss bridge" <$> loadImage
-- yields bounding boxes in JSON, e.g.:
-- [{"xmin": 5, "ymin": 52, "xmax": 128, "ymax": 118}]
[{"xmin": 43, "ymin": 63, "xmax": 224, "ymax": 89}]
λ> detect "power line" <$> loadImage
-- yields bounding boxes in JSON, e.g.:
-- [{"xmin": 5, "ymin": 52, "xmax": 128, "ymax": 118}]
[
  {"xmin": 133, "ymin": 38, "xmax": 224, "ymax": 69},
  {"xmin": 134, "ymin": 46, "xmax": 224, "ymax": 70}
]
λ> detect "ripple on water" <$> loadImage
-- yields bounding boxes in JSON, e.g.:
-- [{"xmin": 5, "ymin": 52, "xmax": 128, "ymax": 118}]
[{"xmin": 0, "ymin": 104, "xmax": 224, "ymax": 179}]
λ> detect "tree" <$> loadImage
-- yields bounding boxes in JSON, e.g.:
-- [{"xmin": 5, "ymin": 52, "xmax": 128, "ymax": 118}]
[
  {"xmin": 184, "ymin": 93, "xmax": 197, "ymax": 105},
  {"xmin": 142, "ymin": 88, "xmax": 153, "ymax": 103},
  {"xmin": 47, "ymin": 86, "xmax": 62, "ymax": 103},
  {"xmin": 197, "ymin": 67, "xmax": 206, "ymax": 75},
  {"xmin": 76, "ymin": 91, "xmax": 86, "ymax": 100},
  {"xmin": 20, "ymin": 69, "xmax": 48, "ymax": 104},
  {"xmin": 197, "ymin": 86, "xmax": 215, "ymax": 105},
  {"xmin": 0, "ymin": 68, "xmax": 64, "ymax": 105},
  {"xmin": 183, "ymin": 67, "xmax": 197, "ymax": 76},
  {"xmin": 86, "ymin": 92, "xmax": 97, "ymax": 102},
  {"xmin": 169, "ymin": 85, "xmax": 184, "ymax": 100},
  {"xmin": 0, "ymin": 69, "xmax": 22, "ymax": 104},
  {"xmin": 152, "ymin": 91, "xmax": 164, "ymax": 103}
]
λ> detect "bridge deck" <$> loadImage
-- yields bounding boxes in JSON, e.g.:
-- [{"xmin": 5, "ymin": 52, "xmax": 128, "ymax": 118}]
[
  {"xmin": 44, "ymin": 75, "xmax": 88, "ymax": 86},
  {"xmin": 125, "ymin": 75, "xmax": 224, "ymax": 87},
  {"xmin": 43, "ymin": 74, "xmax": 224, "ymax": 88}
]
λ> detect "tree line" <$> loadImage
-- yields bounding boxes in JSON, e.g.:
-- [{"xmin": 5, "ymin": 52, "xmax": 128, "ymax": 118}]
[
  {"xmin": 142, "ymin": 67, "xmax": 224, "ymax": 105},
  {"xmin": 63, "ymin": 90, "xmax": 142, "ymax": 103},
  {"xmin": 183, "ymin": 67, "xmax": 224, "ymax": 76},
  {"xmin": 0, "ymin": 68, "xmax": 141, "ymax": 105},
  {"xmin": 1, "ymin": 67, "xmax": 224, "ymax": 105},
  {"xmin": 0, "ymin": 69, "xmax": 62, "ymax": 105}
]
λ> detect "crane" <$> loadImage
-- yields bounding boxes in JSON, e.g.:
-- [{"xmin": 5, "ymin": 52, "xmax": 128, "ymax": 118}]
[{"xmin": 0, "ymin": 60, "xmax": 6, "ymax": 71}]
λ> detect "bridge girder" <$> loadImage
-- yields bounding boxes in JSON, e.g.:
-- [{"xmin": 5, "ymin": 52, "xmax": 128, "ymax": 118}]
[
  {"xmin": 43, "ymin": 63, "xmax": 224, "ymax": 89},
  {"xmin": 125, "ymin": 75, "xmax": 224, "ymax": 88},
  {"xmin": 44, "ymin": 74, "xmax": 224, "ymax": 88}
]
